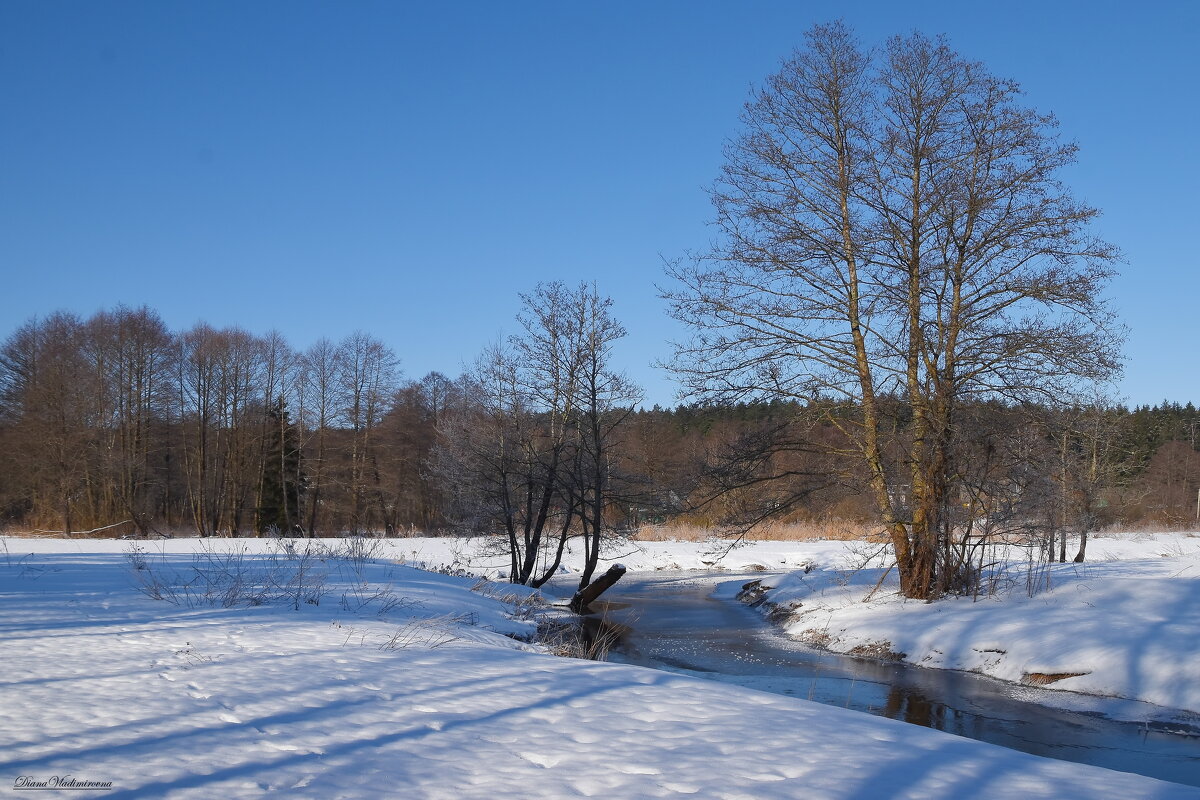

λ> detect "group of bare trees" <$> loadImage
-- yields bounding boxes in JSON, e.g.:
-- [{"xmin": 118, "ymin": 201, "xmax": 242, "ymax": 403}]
[
  {"xmin": 435, "ymin": 282, "xmax": 641, "ymax": 589},
  {"xmin": 1, "ymin": 301, "xmax": 1197, "ymax": 589},
  {"xmin": 0, "ymin": 308, "xmax": 176, "ymax": 535},
  {"xmin": 0, "ymin": 307, "xmax": 407, "ymax": 536},
  {"xmin": 0, "ymin": 286, "xmax": 646, "ymax": 570}
]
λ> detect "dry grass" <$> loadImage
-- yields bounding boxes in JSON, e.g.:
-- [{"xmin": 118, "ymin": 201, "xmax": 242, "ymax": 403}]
[
  {"xmin": 634, "ymin": 519, "xmax": 883, "ymax": 542},
  {"xmin": 1021, "ymin": 671, "xmax": 1090, "ymax": 686},
  {"xmin": 848, "ymin": 640, "xmax": 907, "ymax": 662},
  {"xmin": 1093, "ymin": 522, "xmax": 1200, "ymax": 536}
]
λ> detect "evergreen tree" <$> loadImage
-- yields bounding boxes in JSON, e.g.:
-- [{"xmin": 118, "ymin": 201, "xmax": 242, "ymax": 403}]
[{"xmin": 258, "ymin": 398, "xmax": 305, "ymax": 535}]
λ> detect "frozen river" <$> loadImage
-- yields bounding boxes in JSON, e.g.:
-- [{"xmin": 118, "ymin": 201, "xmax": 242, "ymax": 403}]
[{"xmin": 559, "ymin": 571, "xmax": 1200, "ymax": 789}]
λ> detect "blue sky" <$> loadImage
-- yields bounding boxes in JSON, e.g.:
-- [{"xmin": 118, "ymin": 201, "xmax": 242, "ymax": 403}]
[{"xmin": 2, "ymin": 1, "xmax": 1197, "ymax": 408}]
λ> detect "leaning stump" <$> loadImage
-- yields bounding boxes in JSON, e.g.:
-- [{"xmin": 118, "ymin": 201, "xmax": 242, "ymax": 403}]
[{"xmin": 569, "ymin": 564, "xmax": 627, "ymax": 614}]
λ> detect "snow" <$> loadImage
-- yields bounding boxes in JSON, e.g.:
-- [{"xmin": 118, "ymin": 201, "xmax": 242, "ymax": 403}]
[
  {"xmin": 735, "ymin": 532, "xmax": 1200, "ymax": 719},
  {"xmin": 381, "ymin": 530, "xmax": 1200, "ymax": 718},
  {"xmin": 1, "ymin": 535, "xmax": 1197, "ymax": 798}
]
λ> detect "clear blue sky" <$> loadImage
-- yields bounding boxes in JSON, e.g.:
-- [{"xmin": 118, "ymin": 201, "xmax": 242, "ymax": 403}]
[{"xmin": 2, "ymin": 1, "xmax": 1197, "ymax": 408}]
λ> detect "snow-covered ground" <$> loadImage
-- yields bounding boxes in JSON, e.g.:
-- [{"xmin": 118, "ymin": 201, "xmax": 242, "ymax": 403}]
[
  {"xmin": 730, "ymin": 533, "xmax": 1200, "ymax": 719},
  {"xmin": 384, "ymin": 531, "xmax": 1200, "ymax": 718},
  {"xmin": 1, "ymin": 535, "xmax": 1197, "ymax": 798}
]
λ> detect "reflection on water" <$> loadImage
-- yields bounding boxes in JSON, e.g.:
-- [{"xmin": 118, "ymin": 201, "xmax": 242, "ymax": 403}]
[
  {"xmin": 563, "ymin": 572, "xmax": 1200, "ymax": 789},
  {"xmin": 885, "ymin": 684, "xmax": 944, "ymax": 728}
]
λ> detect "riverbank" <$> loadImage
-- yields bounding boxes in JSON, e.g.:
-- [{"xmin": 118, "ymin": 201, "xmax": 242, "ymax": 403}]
[
  {"xmin": 594, "ymin": 570, "xmax": 1200, "ymax": 786},
  {"xmin": 303, "ymin": 529, "xmax": 1200, "ymax": 722},
  {"xmin": 381, "ymin": 529, "xmax": 1200, "ymax": 722},
  {"xmin": 734, "ymin": 533, "xmax": 1200, "ymax": 721},
  {"xmin": 2, "ymin": 536, "xmax": 1196, "ymax": 798}
]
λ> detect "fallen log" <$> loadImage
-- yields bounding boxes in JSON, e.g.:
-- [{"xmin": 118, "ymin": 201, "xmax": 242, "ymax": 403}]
[
  {"xmin": 31, "ymin": 520, "xmax": 133, "ymax": 538},
  {"xmin": 569, "ymin": 564, "xmax": 627, "ymax": 614}
]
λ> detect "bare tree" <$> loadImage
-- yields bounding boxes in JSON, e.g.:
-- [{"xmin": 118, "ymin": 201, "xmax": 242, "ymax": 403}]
[
  {"xmin": 176, "ymin": 325, "xmax": 265, "ymax": 536},
  {"xmin": 255, "ymin": 331, "xmax": 299, "ymax": 535},
  {"xmin": 86, "ymin": 306, "xmax": 174, "ymax": 535},
  {"xmin": 1039, "ymin": 400, "xmax": 1127, "ymax": 563},
  {"xmin": 0, "ymin": 313, "xmax": 94, "ymax": 532},
  {"xmin": 297, "ymin": 338, "xmax": 340, "ymax": 536},
  {"xmin": 436, "ymin": 342, "xmax": 545, "ymax": 581},
  {"xmin": 378, "ymin": 372, "xmax": 460, "ymax": 532},
  {"xmin": 664, "ymin": 23, "xmax": 1121, "ymax": 598},
  {"xmin": 436, "ymin": 283, "xmax": 639, "ymax": 588},
  {"xmin": 561, "ymin": 283, "xmax": 642, "ymax": 589},
  {"xmin": 336, "ymin": 332, "xmax": 399, "ymax": 534}
]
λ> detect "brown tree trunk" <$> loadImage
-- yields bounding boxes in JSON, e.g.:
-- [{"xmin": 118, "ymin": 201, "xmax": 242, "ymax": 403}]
[
  {"xmin": 569, "ymin": 564, "xmax": 627, "ymax": 613},
  {"xmin": 1073, "ymin": 531, "xmax": 1088, "ymax": 563}
]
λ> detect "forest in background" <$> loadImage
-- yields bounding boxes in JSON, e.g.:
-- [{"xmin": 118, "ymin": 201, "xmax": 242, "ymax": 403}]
[{"xmin": 2, "ymin": 305, "xmax": 1199, "ymax": 541}]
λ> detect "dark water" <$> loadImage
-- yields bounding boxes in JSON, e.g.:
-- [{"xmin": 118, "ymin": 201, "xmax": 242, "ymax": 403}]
[{"xmin": 559, "ymin": 571, "xmax": 1200, "ymax": 789}]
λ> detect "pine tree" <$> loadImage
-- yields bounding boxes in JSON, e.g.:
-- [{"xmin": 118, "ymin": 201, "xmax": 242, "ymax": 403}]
[{"xmin": 258, "ymin": 398, "xmax": 305, "ymax": 535}]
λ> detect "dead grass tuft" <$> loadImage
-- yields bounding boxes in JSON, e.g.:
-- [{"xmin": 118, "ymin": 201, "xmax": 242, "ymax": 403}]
[
  {"xmin": 848, "ymin": 640, "xmax": 907, "ymax": 662},
  {"xmin": 1021, "ymin": 671, "xmax": 1090, "ymax": 686}
]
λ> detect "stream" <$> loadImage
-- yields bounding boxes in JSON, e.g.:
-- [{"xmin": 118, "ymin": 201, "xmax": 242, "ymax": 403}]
[{"xmin": 565, "ymin": 571, "xmax": 1200, "ymax": 788}]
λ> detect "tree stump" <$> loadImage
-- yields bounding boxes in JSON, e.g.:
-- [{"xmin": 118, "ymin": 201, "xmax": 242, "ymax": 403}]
[{"xmin": 569, "ymin": 564, "xmax": 627, "ymax": 614}]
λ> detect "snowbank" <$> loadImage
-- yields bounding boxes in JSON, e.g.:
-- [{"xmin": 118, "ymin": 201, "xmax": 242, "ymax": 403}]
[
  {"xmin": 1, "ymin": 536, "xmax": 1195, "ymax": 798},
  {"xmin": 747, "ymin": 532, "xmax": 1200, "ymax": 717}
]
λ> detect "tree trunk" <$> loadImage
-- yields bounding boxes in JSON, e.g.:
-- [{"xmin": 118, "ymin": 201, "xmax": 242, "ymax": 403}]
[{"xmin": 569, "ymin": 564, "xmax": 627, "ymax": 614}]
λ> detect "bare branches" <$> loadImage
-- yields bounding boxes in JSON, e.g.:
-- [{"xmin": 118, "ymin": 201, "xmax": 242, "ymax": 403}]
[
  {"xmin": 435, "ymin": 283, "xmax": 641, "ymax": 590},
  {"xmin": 664, "ymin": 23, "xmax": 1122, "ymax": 599}
]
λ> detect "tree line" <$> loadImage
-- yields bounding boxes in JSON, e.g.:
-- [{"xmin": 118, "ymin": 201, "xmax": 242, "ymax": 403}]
[
  {"xmin": 0, "ymin": 306, "xmax": 415, "ymax": 537},
  {"xmin": 1, "ymin": 302, "xmax": 1197, "ymax": 547}
]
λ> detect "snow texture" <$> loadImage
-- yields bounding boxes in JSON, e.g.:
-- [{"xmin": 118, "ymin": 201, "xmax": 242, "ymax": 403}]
[
  {"xmin": 1, "ymin": 535, "xmax": 1196, "ymax": 798},
  {"xmin": 743, "ymin": 533, "xmax": 1200, "ymax": 717}
]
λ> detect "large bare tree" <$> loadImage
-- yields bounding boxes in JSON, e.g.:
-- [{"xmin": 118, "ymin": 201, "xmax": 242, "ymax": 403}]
[{"xmin": 665, "ymin": 23, "xmax": 1122, "ymax": 598}]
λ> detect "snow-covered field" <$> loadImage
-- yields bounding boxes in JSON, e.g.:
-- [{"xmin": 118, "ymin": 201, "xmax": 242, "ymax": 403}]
[{"xmin": 1, "ymin": 534, "xmax": 1197, "ymax": 798}]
